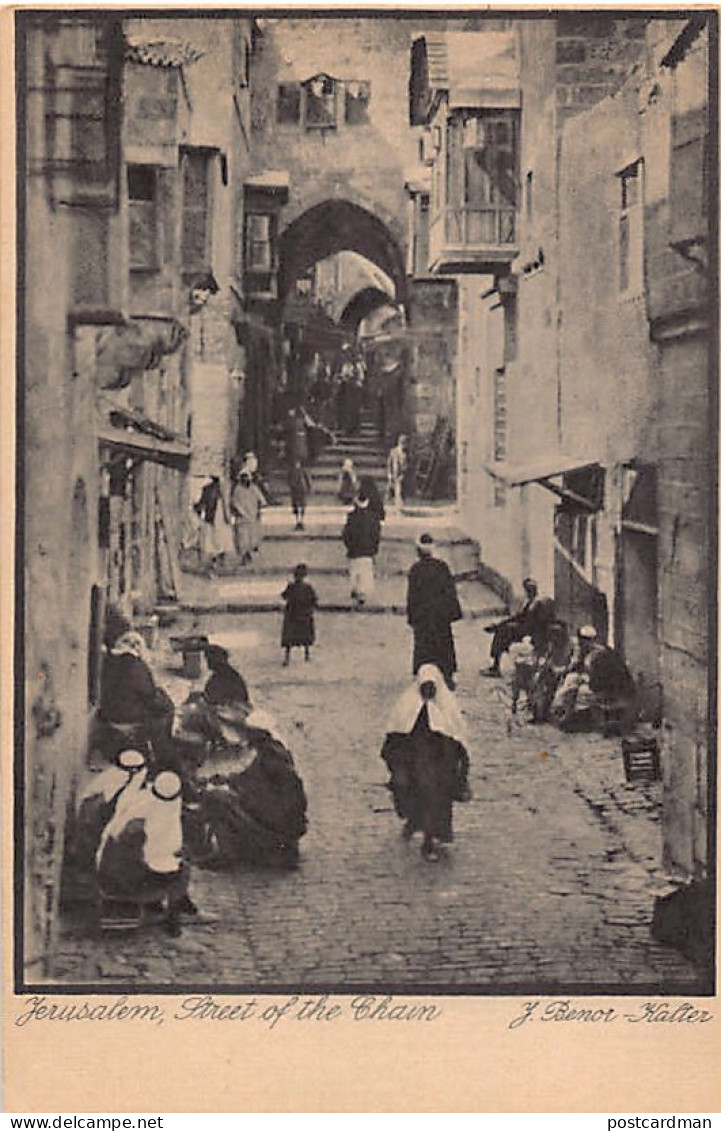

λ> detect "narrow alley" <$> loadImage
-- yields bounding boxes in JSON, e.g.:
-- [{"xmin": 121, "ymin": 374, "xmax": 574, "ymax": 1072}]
[
  {"xmin": 19, "ymin": 11, "xmax": 713, "ymax": 997},
  {"xmin": 53, "ymin": 532, "xmax": 701, "ymax": 990}
]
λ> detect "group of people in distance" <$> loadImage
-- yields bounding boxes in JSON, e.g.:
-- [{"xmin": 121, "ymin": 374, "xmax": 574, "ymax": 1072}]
[
  {"xmin": 338, "ymin": 434, "xmax": 408, "ymax": 512},
  {"xmin": 188, "ymin": 451, "xmax": 268, "ymax": 574},
  {"xmin": 66, "ymin": 606, "xmax": 308, "ymax": 936},
  {"xmin": 481, "ymin": 577, "xmax": 637, "ymax": 734}
]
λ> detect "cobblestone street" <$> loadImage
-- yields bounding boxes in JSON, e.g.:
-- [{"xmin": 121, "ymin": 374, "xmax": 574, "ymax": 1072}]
[{"xmin": 54, "ymin": 609, "xmax": 703, "ymax": 991}]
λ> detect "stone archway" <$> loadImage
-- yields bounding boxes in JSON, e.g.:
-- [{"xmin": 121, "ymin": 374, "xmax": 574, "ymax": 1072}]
[
  {"xmin": 278, "ymin": 199, "xmax": 408, "ymax": 311},
  {"xmin": 339, "ymin": 286, "xmax": 398, "ymax": 333}
]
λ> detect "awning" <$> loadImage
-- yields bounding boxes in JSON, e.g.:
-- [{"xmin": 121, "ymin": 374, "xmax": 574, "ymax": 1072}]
[
  {"xmin": 410, "ymin": 31, "xmax": 520, "ymax": 124},
  {"xmin": 98, "ymin": 424, "xmax": 190, "ymax": 469},
  {"xmin": 485, "ymin": 455, "xmax": 603, "ymax": 510}
]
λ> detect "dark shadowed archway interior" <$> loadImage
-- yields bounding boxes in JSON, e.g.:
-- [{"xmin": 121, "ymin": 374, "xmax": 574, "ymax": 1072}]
[
  {"xmin": 279, "ymin": 200, "xmax": 408, "ymax": 311},
  {"xmin": 339, "ymin": 286, "xmax": 396, "ymax": 333}
]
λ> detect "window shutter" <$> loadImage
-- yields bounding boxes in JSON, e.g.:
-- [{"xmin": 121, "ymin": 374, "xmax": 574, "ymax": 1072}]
[
  {"xmin": 670, "ymin": 108, "xmax": 708, "ymax": 247},
  {"xmin": 182, "ymin": 151, "xmax": 211, "ymax": 276},
  {"xmin": 128, "ymin": 165, "xmax": 159, "ymax": 271},
  {"xmin": 277, "ymin": 83, "xmax": 301, "ymax": 124},
  {"xmin": 345, "ymin": 80, "xmax": 370, "ymax": 125}
]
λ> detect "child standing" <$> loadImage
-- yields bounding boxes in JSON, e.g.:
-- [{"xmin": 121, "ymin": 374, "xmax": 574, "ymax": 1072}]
[
  {"xmin": 281, "ymin": 564, "xmax": 318, "ymax": 666},
  {"xmin": 288, "ymin": 460, "xmax": 312, "ymax": 531},
  {"xmin": 338, "ymin": 458, "xmax": 359, "ymax": 505}
]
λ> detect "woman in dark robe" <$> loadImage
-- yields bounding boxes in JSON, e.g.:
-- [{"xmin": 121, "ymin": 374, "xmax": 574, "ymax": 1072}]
[
  {"xmin": 281, "ymin": 563, "xmax": 318, "ymax": 665},
  {"xmin": 98, "ymin": 627, "xmax": 175, "ymax": 766},
  {"xmin": 203, "ymin": 645, "xmax": 249, "ymax": 707},
  {"xmin": 200, "ymin": 716, "xmax": 308, "ymax": 868},
  {"xmin": 381, "ymin": 664, "xmax": 470, "ymax": 862},
  {"xmin": 175, "ymin": 691, "xmax": 308, "ymax": 869}
]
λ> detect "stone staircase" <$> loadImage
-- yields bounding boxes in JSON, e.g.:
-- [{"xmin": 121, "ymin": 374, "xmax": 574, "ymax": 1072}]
[
  {"xmin": 178, "ymin": 507, "xmax": 503, "ymax": 619},
  {"xmin": 176, "ymin": 411, "xmax": 504, "ymax": 617},
  {"xmin": 268, "ymin": 409, "xmax": 387, "ymax": 507}
]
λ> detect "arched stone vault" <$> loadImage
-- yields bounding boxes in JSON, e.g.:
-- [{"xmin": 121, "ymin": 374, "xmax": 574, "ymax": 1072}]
[
  {"xmin": 278, "ymin": 199, "xmax": 409, "ymax": 311},
  {"xmin": 339, "ymin": 286, "xmax": 397, "ymax": 332}
]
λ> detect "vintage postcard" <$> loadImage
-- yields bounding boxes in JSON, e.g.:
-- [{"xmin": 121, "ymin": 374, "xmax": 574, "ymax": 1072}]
[{"xmin": 2, "ymin": 3, "xmax": 719, "ymax": 1113}]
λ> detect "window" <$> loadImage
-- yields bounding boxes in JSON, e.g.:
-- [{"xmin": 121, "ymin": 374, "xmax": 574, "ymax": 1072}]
[
  {"xmin": 240, "ymin": 39, "xmax": 251, "ymax": 88},
  {"xmin": 277, "ymin": 83, "xmax": 301, "ymax": 125},
  {"xmin": 276, "ymin": 77, "xmax": 370, "ymax": 129},
  {"xmin": 525, "ymin": 170, "xmax": 533, "ymax": 220},
  {"xmin": 503, "ymin": 293, "xmax": 518, "ymax": 361},
  {"xmin": 618, "ymin": 159, "xmax": 644, "ymax": 296},
  {"xmin": 182, "ymin": 150, "xmax": 213, "ymax": 277},
  {"xmin": 128, "ymin": 165, "xmax": 159, "ymax": 271},
  {"xmin": 245, "ymin": 213, "xmax": 273, "ymax": 271},
  {"xmin": 304, "ymin": 74, "xmax": 337, "ymax": 129},
  {"xmin": 345, "ymin": 80, "xmax": 370, "ymax": 125},
  {"xmin": 445, "ymin": 111, "xmax": 519, "ymax": 244}
]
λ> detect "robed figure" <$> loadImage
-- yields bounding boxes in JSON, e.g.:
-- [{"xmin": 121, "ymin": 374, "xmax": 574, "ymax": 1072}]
[
  {"xmin": 381, "ymin": 664, "xmax": 471, "ymax": 862},
  {"xmin": 406, "ymin": 533, "xmax": 462, "ymax": 689}
]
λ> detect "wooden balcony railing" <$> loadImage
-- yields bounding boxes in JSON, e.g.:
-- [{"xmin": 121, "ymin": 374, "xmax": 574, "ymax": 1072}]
[{"xmin": 430, "ymin": 205, "xmax": 517, "ymax": 247}]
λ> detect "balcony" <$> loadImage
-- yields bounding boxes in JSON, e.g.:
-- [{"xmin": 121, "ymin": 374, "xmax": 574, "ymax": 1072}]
[{"xmin": 429, "ymin": 205, "xmax": 518, "ymax": 274}]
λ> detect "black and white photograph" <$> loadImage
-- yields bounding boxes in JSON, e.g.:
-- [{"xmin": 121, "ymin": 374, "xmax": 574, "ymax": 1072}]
[{"xmin": 14, "ymin": 6, "xmax": 716, "ymax": 999}]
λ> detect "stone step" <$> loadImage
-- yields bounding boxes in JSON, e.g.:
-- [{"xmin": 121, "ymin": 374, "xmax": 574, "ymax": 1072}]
[
  {"xmin": 327, "ymin": 434, "xmax": 385, "ymax": 448},
  {"xmin": 293, "ymin": 459, "xmax": 387, "ymax": 473},
  {"xmin": 312, "ymin": 454, "xmax": 387, "ymax": 470},
  {"xmin": 267, "ymin": 489, "xmax": 387, "ymax": 508},
  {"xmin": 182, "ymin": 533, "xmax": 481, "ymax": 577},
  {"xmin": 178, "ymin": 571, "xmax": 503, "ymax": 619}
]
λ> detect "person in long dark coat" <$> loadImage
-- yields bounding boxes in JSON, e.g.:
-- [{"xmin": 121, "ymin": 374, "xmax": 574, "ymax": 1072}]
[
  {"xmin": 358, "ymin": 475, "xmax": 386, "ymax": 525},
  {"xmin": 288, "ymin": 460, "xmax": 312, "ymax": 530},
  {"xmin": 281, "ymin": 563, "xmax": 318, "ymax": 664},
  {"xmin": 342, "ymin": 495, "xmax": 381, "ymax": 607},
  {"xmin": 482, "ymin": 578, "xmax": 555, "ymax": 676},
  {"xmin": 406, "ymin": 532, "xmax": 462, "ymax": 690}
]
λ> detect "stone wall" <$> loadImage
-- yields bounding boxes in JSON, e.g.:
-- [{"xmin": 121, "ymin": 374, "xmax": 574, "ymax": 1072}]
[
  {"xmin": 465, "ymin": 15, "xmax": 651, "ymax": 605},
  {"xmin": 23, "ymin": 24, "xmax": 105, "ymax": 975},
  {"xmin": 249, "ymin": 15, "xmax": 421, "ymax": 265},
  {"xmin": 643, "ymin": 22, "xmax": 710, "ymax": 878},
  {"xmin": 557, "ymin": 69, "xmax": 658, "ymax": 666}
]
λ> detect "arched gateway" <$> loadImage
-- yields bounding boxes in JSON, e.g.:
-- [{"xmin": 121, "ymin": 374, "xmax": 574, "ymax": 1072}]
[{"xmin": 279, "ymin": 200, "xmax": 408, "ymax": 312}]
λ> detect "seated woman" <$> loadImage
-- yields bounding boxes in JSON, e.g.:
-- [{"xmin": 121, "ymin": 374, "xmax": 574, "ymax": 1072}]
[
  {"xmin": 96, "ymin": 769, "xmax": 207, "ymax": 936},
  {"xmin": 203, "ymin": 644, "xmax": 249, "ymax": 707},
  {"xmin": 62, "ymin": 749, "xmax": 147, "ymax": 906},
  {"xmin": 98, "ymin": 614, "xmax": 175, "ymax": 767},
  {"xmin": 70, "ymin": 748, "xmax": 148, "ymax": 874},
  {"xmin": 381, "ymin": 664, "xmax": 471, "ymax": 863},
  {"xmin": 174, "ymin": 688, "xmax": 308, "ymax": 869}
]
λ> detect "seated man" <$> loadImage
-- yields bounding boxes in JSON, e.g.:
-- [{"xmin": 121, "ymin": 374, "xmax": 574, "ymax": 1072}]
[
  {"xmin": 482, "ymin": 578, "xmax": 554, "ymax": 677},
  {"xmin": 551, "ymin": 625, "xmax": 635, "ymax": 732}
]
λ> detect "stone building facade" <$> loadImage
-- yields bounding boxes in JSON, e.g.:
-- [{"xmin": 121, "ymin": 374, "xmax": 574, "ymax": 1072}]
[
  {"xmin": 446, "ymin": 14, "xmax": 713, "ymax": 890},
  {"xmin": 22, "ymin": 13, "xmax": 125, "ymax": 976},
  {"xmin": 249, "ymin": 15, "xmax": 419, "ymax": 301},
  {"xmin": 643, "ymin": 18, "xmax": 711, "ymax": 882},
  {"xmin": 20, "ymin": 13, "xmax": 257, "ymax": 977}
]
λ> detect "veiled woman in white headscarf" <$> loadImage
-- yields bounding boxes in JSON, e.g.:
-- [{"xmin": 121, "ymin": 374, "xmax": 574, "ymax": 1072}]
[
  {"xmin": 96, "ymin": 770, "xmax": 203, "ymax": 936},
  {"xmin": 70, "ymin": 749, "xmax": 148, "ymax": 875},
  {"xmin": 381, "ymin": 664, "xmax": 471, "ymax": 862}
]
